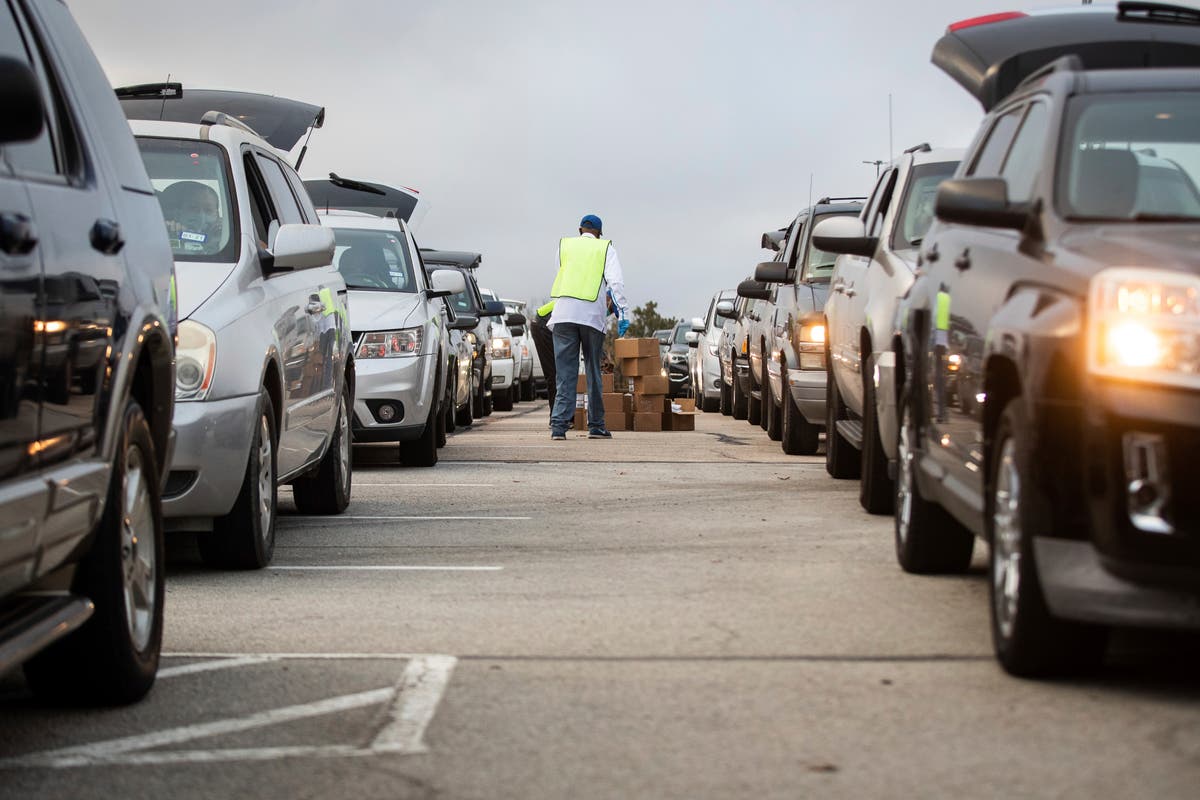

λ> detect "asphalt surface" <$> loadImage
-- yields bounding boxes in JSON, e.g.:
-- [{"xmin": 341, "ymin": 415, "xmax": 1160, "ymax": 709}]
[{"xmin": 2, "ymin": 399, "xmax": 1200, "ymax": 799}]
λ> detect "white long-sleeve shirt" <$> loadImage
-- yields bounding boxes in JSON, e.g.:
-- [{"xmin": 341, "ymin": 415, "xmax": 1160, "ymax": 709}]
[{"xmin": 548, "ymin": 232, "xmax": 630, "ymax": 333}]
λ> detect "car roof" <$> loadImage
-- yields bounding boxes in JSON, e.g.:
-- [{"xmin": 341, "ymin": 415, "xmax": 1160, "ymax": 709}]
[
  {"xmin": 909, "ymin": 146, "xmax": 965, "ymax": 167},
  {"xmin": 932, "ymin": 3, "xmax": 1200, "ymax": 111},
  {"xmin": 128, "ymin": 118, "xmax": 270, "ymax": 151}
]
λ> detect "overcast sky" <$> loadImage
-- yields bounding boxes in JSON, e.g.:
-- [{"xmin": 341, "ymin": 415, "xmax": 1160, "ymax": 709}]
[{"xmin": 75, "ymin": 0, "xmax": 1080, "ymax": 320}]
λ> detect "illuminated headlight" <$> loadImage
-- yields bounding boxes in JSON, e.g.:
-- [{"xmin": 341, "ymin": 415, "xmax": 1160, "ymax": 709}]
[
  {"xmin": 176, "ymin": 320, "xmax": 216, "ymax": 400},
  {"xmin": 797, "ymin": 323, "xmax": 826, "ymax": 370},
  {"xmin": 491, "ymin": 337, "xmax": 512, "ymax": 358},
  {"xmin": 1088, "ymin": 268, "xmax": 1200, "ymax": 387},
  {"xmin": 357, "ymin": 328, "xmax": 423, "ymax": 359}
]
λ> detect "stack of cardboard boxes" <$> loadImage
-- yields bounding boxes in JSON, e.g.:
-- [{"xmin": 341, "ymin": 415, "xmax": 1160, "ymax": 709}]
[{"xmin": 571, "ymin": 338, "xmax": 695, "ymax": 432}]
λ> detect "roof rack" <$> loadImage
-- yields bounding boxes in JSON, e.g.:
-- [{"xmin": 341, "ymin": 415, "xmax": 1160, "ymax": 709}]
[
  {"xmin": 904, "ymin": 142, "xmax": 932, "ymax": 154},
  {"xmin": 816, "ymin": 196, "xmax": 867, "ymax": 205},
  {"xmin": 199, "ymin": 110, "xmax": 263, "ymax": 138},
  {"xmin": 1118, "ymin": 1, "xmax": 1200, "ymax": 26},
  {"xmin": 1014, "ymin": 54, "xmax": 1084, "ymax": 94}
]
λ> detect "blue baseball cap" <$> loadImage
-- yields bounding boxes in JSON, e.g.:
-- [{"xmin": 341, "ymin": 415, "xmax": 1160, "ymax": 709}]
[{"xmin": 580, "ymin": 214, "xmax": 603, "ymax": 231}]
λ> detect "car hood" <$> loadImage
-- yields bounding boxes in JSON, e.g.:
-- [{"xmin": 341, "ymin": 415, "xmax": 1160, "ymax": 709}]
[
  {"xmin": 1057, "ymin": 223, "xmax": 1200, "ymax": 289},
  {"xmin": 175, "ymin": 260, "xmax": 238, "ymax": 321},
  {"xmin": 347, "ymin": 290, "xmax": 424, "ymax": 332},
  {"xmin": 932, "ymin": 5, "xmax": 1200, "ymax": 111}
]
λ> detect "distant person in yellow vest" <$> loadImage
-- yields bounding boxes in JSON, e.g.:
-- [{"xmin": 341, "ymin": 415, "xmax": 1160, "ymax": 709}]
[{"xmin": 549, "ymin": 214, "xmax": 630, "ymax": 440}]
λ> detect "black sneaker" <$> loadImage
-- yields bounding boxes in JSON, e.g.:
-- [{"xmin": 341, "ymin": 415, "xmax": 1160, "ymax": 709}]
[
  {"xmin": 588, "ymin": 429, "xmax": 613, "ymax": 439},
  {"xmin": 551, "ymin": 431, "xmax": 567, "ymax": 441}
]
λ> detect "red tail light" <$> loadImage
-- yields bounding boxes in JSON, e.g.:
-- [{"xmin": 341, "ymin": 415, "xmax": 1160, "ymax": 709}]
[{"xmin": 948, "ymin": 11, "xmax": 1027, "ymax": 32}]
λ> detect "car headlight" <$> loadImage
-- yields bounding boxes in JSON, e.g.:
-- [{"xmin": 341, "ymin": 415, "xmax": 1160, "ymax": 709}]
[
  {"xmin": 798, "ymin": 323, "xmax": 826, "ymax": 370},
  {"xmin": 491, "ymin": 337, "xmax": 511, "ymax": 359},
  {"xmin": 1088, "ymin": 268, "xmax": 1200, "ymax": 387},
  {"xmin": 357, "ymin": 328, "xmax": 423, "ymax": 359},
  {"xmin": 670, "ymin": 353, "xmax": 686, "ymax": 363},
  {"xmin": 176, "ymin": 320, "xmax": 216, "ymax": 400}
]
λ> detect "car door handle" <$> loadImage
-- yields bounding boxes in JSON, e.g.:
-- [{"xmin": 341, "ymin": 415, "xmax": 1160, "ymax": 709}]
[
  {"xmin": 0, "ymin": 212, "xmax": 37, "ymax": 256},
  {"xmin": 90, "ymin": 218, "xmax": 125, "ymax": 255},
  {"xmin": 845, "ymin": 286, "xmax": 857, "ymax": 298},
  {"xmin": 832, "ymin": 279, "xmax": 845, "ymax": 293},
  {"xmin": 954, "ymin": 248, "xmax": 971, "ymax": 271},
  {"xmin": 923, "ymin": 243, "xmax": 940, "ymax": 263}
]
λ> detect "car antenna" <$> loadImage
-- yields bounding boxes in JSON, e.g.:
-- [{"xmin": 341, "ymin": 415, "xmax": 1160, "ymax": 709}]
[
  {"xmin": 158, "ymin": 73, "xmax": 170, "ymax": 120},
  {"xmin": 807, "ymin": 173, "xmax": 813, "ymax": 211}
]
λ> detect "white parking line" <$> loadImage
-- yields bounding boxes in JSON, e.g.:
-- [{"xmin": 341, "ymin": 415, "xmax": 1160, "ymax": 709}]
[
  {"xmin": 269, "ymin": 566, "xmax": 502, "ymax": 572},
  {"xmin": 282, "ymin": 515, "xmax": 530, "ymax": 522},
  {"xmin": 371, "ymin": 655, "xmax": 457, "ymax": 753},
  {"xmin": 158, "ymin": 655, "xmax": 276, "ymax": 679}
]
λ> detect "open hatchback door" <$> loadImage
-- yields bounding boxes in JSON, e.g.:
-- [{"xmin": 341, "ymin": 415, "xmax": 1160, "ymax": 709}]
[{"xmin": 305, "ymin": 174, "xmax": 427, "ymax": 227}]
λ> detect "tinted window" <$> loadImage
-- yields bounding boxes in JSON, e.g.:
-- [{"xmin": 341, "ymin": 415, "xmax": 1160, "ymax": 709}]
[
  {"xmin": 865, "ymin": 169, "xmax": 898, "ymax": 237},
  {"xmin": 138, "ymin": 137, "xmax": 239, "ymax": 262},
  {"xmin": 1001, "ymin": 103, "xmax": 1050, "ymax": 202},
  {"xmin": 890, "ymin": 161, "xmax": 959, "ymax": 250},
  {"xmin": 331, "ymin": 227, "xmax": 417, "ymax": 292},
  {"xmin": 969, "ymin": 108, "xmax": 1023, "ymax": 178},
  {"xmin": 255, "ymin": 153, "xmax": 302, "ymax": 225},
  {"xmin": 0, "ymin": 1, "xmax": 57, "ymax": 177},
  {"xmin": 801, "ymin": 212, "xmax": 856, "ymax": 279}
]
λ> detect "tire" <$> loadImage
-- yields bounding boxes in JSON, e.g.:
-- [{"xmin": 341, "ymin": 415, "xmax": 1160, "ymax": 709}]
[
  {"xmin": 482, "ymin": 388, "xmax": 493, "ymax": 417},
  {"xmin": 747, "ymin": 368, "xmax": 762, "ymax": 426},
  {"xmin": 780, "ymin": 377, "xmax": 819, "ymax": 455},
  {"xmin": 292, "ymin": 380, "xmax": 353, "ymax": 515},
  {"xmin": 757, "ymin": 362, "xmax": 770, "ymax": 431},
  {"xmin": 456, "ymin": 376, "xmax": 474, "ymax": 427},
  {"xmin": 825, "ymin": 368, "xmax": 860, "ymax": 479},
  {"xmin": 522, "ymin": 378, "xmax": 535, "ymax": 401},
  {"xmin": 989, "ymin": 399, "xmax": 1108, "ymax": 677},
  {"xmin": 720, "ymin": 378, "xmax": 732, "ymax": 416},
  {"xmin": 894, "ymin": 389, "xmax": 974, "ymax": 574},
  {"xmin": 24, "ymin": 399, "xmax": 164, "ymax": 705},
  {"xmin": 701, "ymin": 389, "xmax": 719, "ymax": 413},
  {"xmin": 765, "ymin": 371, "xmax": 782, "ymax": 442},
  {"xmin": 731, "ymin": 368, "xmax": 748, "ymax": 420},
  {"xmin": 860, "ymin": 375, "xmax": 894, "ymax": 514},
  {"xmin": 400, "ymin": 409, "xmax": 439, "ymax": 467},
  {"xmin": 493, "ymin": 385, "xmax": 514, "ymax": 411},
  {"xmin": 472, "ymin": 371, "xmax": 484, "ymax": 418},
  {"xmin": 435, "ymin": 394, "xmax": 448, "ymax": 448},
  {"xmin": 200, "ymin": 389, "xmax": 277, "ymax": 570}
]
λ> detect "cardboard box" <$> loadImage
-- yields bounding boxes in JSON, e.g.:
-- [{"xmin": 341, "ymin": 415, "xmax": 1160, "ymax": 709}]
[
  {"xmin": 621, "ymin": 355, "xmax": 661, "ymax": 377},
  {"xmin": 601, "ymin": 393, "xmax": 627, "ymax": 416},
  {"xmin": 601, "ymin": 373, "xmax": 615, "ymax": 393},
  {"xmin": 631, "ymin": 375, "xmax": 670, "ymax": 395},
  {"xmin": 633, "ymin": 394, "xmax": 667, "ymax": 414},
  {"xmin": 633, "ymin": 412, "xmax": 663, "ymax": 432},
  {"xmin": 674, "ymin": 398, "xmax": 696, "ymax": 412},
  {"xmin": 664, "ymin": 411, "xmax": 696, "ymax": 431},
  {"xmin": 573, "ymin": 408, "xmax": 587, "ymax": 430},
  {"xmin": 614, "ymin": 338, "xmax": 659, "ymax": 359},
  {"xmin": 606, "ymin": 411, "xmax": 628, "ymax": 431}
]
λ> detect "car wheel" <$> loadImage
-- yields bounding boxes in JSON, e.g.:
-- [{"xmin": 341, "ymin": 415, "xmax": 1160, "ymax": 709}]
[
  {"xmin": 292, "ymin": 379, "xmax": 353, "ymax": 515},
  {"xmin": 521, "ymin": 378, "xmax": 534, "ymax": 401},
  {"xmin": 400, "ymin": 408, "xmax": 439, "ymax": 467},
  {"xmin": 765, "ymin": 375, "xmax": 782, "ymax": 442},
  {"xmin": 825, "ymin": 368, "xmax": 860, "ymax": 479},
  {"xmin": 731, "ymin": 369, "xmax": 748, "ymax": 420},
  {"xmin": 894, "ymin": 389, "xmax": 973, "ymax": 574},
  {"xmin": 720, "ymin": 378, "xmax": 732, "ymax": 416},
  {"xmin": 200, "ymin": 388, "xmax": 277, "ymax": 569},
  {"xmin": 780, "ymin": 378, "xmax": 818, "ymax": 456},
  {"xmin": 494, "ymin": 385, "xmax": 514, "ymax": 411},
  {"xmin": 456, "ymin": 376, "xmax": 474, "ymax": 428},
  {"xmin": 860, "ymin": 374, "xmax": 894, "ymax": 514},
  {"xmin": 989, "ymin": 399, "xmax": 1108, "ymax": 677},
  {"xmin": 24, "ymin": 398, "xmax": 164, "ymax": 705},
  {"xmin": 746, "ymin": 376, "xmax": 761, "ymax": 426},
  {"xmin": 435, "ymin": 394, "xmax": 448, "ymax": 447},
  {"xmin": 757, "ymin": 362, "xmax": 770, "ymax": 431}
]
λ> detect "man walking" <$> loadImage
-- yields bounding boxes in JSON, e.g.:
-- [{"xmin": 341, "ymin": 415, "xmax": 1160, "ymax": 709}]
[{"xmin": 549, "ymin": 214, "xmax": 629, "ymax": 440}]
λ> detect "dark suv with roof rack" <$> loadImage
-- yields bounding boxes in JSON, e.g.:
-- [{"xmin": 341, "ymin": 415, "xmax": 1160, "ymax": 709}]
[{"xmin": 892, "ymin": 2, "xmax": 1200, "ymax": 677}]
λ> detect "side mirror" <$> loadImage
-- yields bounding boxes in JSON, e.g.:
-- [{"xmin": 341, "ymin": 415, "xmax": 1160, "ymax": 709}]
[
  {"xmin": 760, "ymin": 230, "xmax": 785, "ymax": 252},
  {"xmin": 714, "ymin": 300, "xmax": 736, "ymax": 319},
  {"xmin": 481, "ymin": 300, "xmax": 506, "ymax": 317},
  {"xmin": 686, "ymin": 331, "xmax": 700, "ymax": 347},
  {"xmin": 690, "ymin": 316, "xmax": 705, "ymax": 333},
  {"xmin": 737, "ymin": 279, "xmax": 771, "ymax": 301},
  {"xmin": 754, "ymin": 261, "xmax": 792, "ymax": 284},
  {"xmin": 812, "ymin": 216, "xmax": 878, "ymax": 258},
  {"xmin": 428, "ymin": 268, "xmax": 467, "ymax": 298},
  {"xmin": 266, "ymin": 224, "xmax": 334, "ymax": 273},
  {"xmin": 505, "ymin": 312, "xmax": 527, "ymax": 327},
  {"xmin": 448, "ymin": 312, "xmax": 479, "ymax": 331},
  {"xmin": 935, "ymin": 177, "xmax": 1030, "ymax": 230},
  {"xmin": 0, "ymin": 57, "xmax": 45, "ymax": 145}
]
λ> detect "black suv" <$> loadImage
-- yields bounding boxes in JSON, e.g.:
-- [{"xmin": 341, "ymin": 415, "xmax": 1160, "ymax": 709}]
[
  {"xmin": 893, "ymin": 3, "xmax": 1200, "ymax": 676},
  {"xmin": 0, "ymin": 0, "xmax": 175, "ymax": 703}
]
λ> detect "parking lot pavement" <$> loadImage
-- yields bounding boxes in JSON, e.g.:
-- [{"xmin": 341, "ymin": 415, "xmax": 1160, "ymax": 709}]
[{"xmin": 3, "ymin": 401, "xmax": 1200, "ymax": 799}]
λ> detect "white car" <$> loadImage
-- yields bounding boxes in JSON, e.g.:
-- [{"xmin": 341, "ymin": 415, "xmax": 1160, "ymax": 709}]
[
  {"xmin": 479, "ymin": 287, "xmax": 518, "ymax": 411},
  {"xmin": 815, "ymin": 144, "xmax": 962, "ymax": 512},
  {"xmin": 503, "ymin": 298, "xmax": 535, "ymax": 401},
  {"xmin": 690, "ymin": 289, "xmax": 735, "ymax": 411},
  {"xmin": 319, "ymin": 210, "xmax": 466, "ymax": 466}
]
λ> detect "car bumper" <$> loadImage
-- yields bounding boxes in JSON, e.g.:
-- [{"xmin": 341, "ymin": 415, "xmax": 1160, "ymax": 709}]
[
  {"xmin": 734, "ymin": 357, "xmax": 751, "ymax": 393},
  {"xmin": 491, "ymin": 357, "xmax": 515, "ymax": 390},
  {"xmin": 787, "ymin": 368, "xmax": 826, "ymax": 425},
  {"xmin": 351, "ymin": 354, "xmax": 436, "ymax": 443},
  {"xmin": 700, "ymin": 351, "xmax": 722, "ymax": 398},
  {"xmin": 667, "ymin": 361, "xmax": 689, "ymax": 396},
  {"xmin": 163, "ymin": 394, "xmax": 259, "ymax": 525}
]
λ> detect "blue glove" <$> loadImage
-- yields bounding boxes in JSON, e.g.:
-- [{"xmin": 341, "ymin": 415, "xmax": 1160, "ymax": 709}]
[{"xmin": 618, "ymin": 319, "xmax": 630, "ymax": 337}]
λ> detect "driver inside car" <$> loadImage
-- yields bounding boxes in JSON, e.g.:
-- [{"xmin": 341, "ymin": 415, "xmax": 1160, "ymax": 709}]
[
  {"xmin": 160, "ymin": 180, "xmax": 224, "ymax": 252},
  {"xmin": 338, "ymin": 245, "xmax": 393, "ymax": 289}
]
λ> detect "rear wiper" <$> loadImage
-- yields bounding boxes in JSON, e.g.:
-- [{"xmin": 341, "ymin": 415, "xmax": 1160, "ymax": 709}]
[
  {"xmin": 1130, "ymin": 212, "xmax": 1200, "ymax": 222},
  {"xmin": 328, "ymin": 172, "xmax": 386, "ymax": 196}
]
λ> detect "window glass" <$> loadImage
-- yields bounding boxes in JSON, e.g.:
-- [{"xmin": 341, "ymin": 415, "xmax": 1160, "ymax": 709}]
[
  {"xmin": 1059, "ymin": 93, "xmax": 1200, "ymax": 220},
  {"xmin": 284, "ymin": 165, "xmax": 317, "ymax": 222},
  {"xmin": 331, "ymin": 227, "xmax": 416, "ymax": 292},
  {"xmin": 242, "ymin": 154, "xmax": 273, "ymax": 246},
  {"xmin": 254, "ymin": 153, "xmax": 303, "ymax": 225},
  {"xmin": 784, "ymin": 216, "xmax": 807, "ymax": 271},
  {"xmin": 137, "ymin": 137, "xmax": 239, "ymax": 262},
  {"xmin": 801, "ymin": 212, "xmax": 855, "ymax": 279},
  {"xmin": 673, "ymin": 324, "xmax": 690, "ymax": 344},
  {"xmin": 866, "ymin": 169, "xmax": 898, "ymax": 237},
  {"xmin": 969, "ymin": 108, "xmax": 1023, "ymax": 177},
  {"xmin": 1001, "ymin": 103, "xmax": 1049, "ymax": 202},
  {"xmin": 0, "ymin": 0, "xmax": 56, "ymax": 176},
  {"xmin": 890, "ymin": 160, "xmax": 959, "ymax": 250}
]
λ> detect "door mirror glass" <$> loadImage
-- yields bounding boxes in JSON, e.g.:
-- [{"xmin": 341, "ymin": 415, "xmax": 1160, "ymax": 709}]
[
  {"xmin": 811, "ymin": 216, "xmax": 878, "ymax": 258},
  {"xmin": 0, "ymin": 57, "xmax": 45, "ymax": 145},
  {"xmin": 428, "ymin": 268, "xmax": 466, "ymax": 298}
]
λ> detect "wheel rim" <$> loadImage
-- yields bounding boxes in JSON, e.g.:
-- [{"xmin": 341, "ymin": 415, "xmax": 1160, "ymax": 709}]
[
  {"xmin": 121, "ymin": 444, "xmax": 156, "ymax": 652},
  {"xmin": 337, "ymin": 396, "xmax": 350, "ymax": 493},
  {"xmin": 992, "ymin": 438, "xmax": 1022, "ymax": 641},
  {"xmin": 257, "ymin": 414, "xmax": 274, "ymax": 537},
  {"xmin": 896, "ymin": 405, "xmax": 915, "ymax": 545}
]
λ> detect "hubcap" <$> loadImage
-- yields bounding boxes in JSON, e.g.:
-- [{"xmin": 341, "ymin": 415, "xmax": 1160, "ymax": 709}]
[
  {"xmin": 121, "ymin": 444, "xmax": 156, "ymax": 652},
  {"xmin": 337, "ymin": 397, "xmax": 350, "ymax": 492},
  {"xmin": 257, "ymin": 414, "xmax": 273, "ymax": 537},
  {"xmin": 896, "ymin": 406, "xmax": 914, "ymax": 545},
  {"xmin": 992, "ymin": 438, "xmax": 1022, "ymax": 640}
]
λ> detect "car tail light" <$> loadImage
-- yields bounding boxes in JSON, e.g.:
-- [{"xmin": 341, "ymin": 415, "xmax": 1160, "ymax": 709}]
[{"xmin": 948, "ymin": 11, "xmax": 1026, "ymax": 32}]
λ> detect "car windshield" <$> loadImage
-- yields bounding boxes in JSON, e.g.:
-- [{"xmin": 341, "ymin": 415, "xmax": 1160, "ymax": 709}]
[
  {"xmin": 892, "ymin": 161, "xmax": 959, "ymax": 250},
  {"xmin": 137, "ymin": 137, "xmax": 238, "ymax": 263},
  {"xmin": 802, "ymin": 213, "xmax": 855, "ymax": 279},
  {"xmin": 673, "ymin": 325, "xmax": 690, "ymax": 344},
  {"xmin": 331, "ymin": 228, "xmax": 417, "ymax": 292},
  {"xmin": 1060, "ymin": 93, "xmax": 1200, "ymax": 221}
]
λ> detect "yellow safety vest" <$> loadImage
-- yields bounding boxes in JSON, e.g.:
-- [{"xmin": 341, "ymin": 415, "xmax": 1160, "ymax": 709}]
[
  {"xmin": 551, "ymin": 236, "xmax": 609, "ymax": 302},
  {"xmin": 537, "ymin": 300, "xmax": 556, "ymax": 317}
]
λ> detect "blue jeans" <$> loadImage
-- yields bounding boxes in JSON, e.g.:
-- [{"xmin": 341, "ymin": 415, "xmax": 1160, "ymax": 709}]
[{"xmin": 551, "ymin": 322, "xmax": 606, "ymax": 433}]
